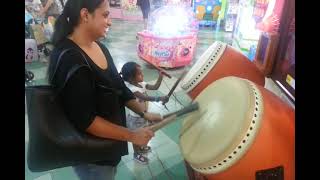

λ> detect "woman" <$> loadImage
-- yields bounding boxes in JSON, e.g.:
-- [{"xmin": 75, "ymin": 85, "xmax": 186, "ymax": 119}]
[
  {"xmin": 47, "ymin": 0, "xmax": 162, "ymax": 179},
  {"xmin": 136, "ymin": 0, "xmax": 150, "ymax": 29}
]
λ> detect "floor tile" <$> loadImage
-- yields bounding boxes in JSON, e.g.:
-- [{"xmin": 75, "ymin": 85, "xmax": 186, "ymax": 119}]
[
  {"xmin": 50, "ymin": 167, "xmax": 78, "ymax": 180},
  {"xmin": 160, "ymin": 116, "xmax": 185, "ymax": 144},
  {"xmin": 115, "ymin": 163, "xmax": 136, "ymax": 180},
  {"xmin": 33, "ymin": 173, "xmax": 53, "ymax": 180}
]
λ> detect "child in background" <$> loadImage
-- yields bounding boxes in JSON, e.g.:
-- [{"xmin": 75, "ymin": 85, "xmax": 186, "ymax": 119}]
[{"xmin": 121, "ymin": 62, "xmax": 169, "ymax": 164}]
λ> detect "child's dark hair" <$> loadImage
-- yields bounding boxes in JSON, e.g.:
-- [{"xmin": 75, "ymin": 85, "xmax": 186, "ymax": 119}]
[{"xmin": 120, "ymin": 62, "xmax": 140, "ymax": 82}]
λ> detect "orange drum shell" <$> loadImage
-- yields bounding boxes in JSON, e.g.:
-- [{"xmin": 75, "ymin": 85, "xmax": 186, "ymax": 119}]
[
  {"xmin": 189, "ymin": 46, "xmax": 265, "ymax": 99},
  {"xmin": 204, "ymin": 85, "xmax": 295, "ymax": 180}
]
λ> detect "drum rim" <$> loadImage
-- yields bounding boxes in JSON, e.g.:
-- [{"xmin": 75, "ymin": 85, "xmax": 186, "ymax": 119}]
[
  {"xmin": 180, "ymin": 77, "xmax": 264, "ymax": 175},
  {"xmin": 180, "ymin": 41, "xmax": 227, "ymax": 92}
]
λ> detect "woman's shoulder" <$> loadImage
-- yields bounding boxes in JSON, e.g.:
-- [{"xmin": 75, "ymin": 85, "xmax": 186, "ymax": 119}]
[
  {"xmin": 50, "ymin": 48, "xmax": 92, "ymax": 87},
  {"xmin": 50, "ymin": 49, "xmax": 89, "ymax": 78},
  {"xmin": 51, "ymin": 48, "xmax": 84, "ymax": 65},
  {"xmin": 52, "ymin": 39, "xmax": 86, "ymax": 63}
]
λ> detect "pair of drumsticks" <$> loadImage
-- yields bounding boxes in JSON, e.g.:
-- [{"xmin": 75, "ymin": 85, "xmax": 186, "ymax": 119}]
[{"xmin": 146, "ymin": 61, "xmax": 199, "ymax": 132}]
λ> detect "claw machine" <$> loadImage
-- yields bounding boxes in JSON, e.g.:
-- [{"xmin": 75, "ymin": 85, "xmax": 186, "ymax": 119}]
[
  {"xmin": 270, "ymin": 1, "xmax": 295, "ymax": 103},
  {"xmin": 231, "ymin": 0, "xmax": 262, "ymax": 60},
  {"xmin": 224, "ymin": 0, "xmax": 239, "ymax": 32}
]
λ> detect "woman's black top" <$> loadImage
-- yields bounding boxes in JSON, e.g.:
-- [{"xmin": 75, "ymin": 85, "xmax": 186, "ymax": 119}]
[{"xmin": 49, "ymin": 38, "xmax": 135, "ymax": 166}]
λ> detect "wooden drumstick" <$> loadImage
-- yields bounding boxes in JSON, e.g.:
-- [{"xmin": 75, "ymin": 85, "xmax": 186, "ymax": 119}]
[
  {"xmin": 149, "ymin": 103, "xmax": 199, "ymax": 132},
  {"xmin": 162, "ymin": 70, "xmax": 188, "ymax": 106},
  {"xmin": 145, "ymin": 61, "xmax": 172, "ymax": 79}
]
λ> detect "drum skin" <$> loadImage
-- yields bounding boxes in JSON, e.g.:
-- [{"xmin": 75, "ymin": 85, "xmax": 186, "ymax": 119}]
[
  {"xmin": 182, "ymin": 42, "xmax": 265, "ymax": 99},
  {"xmin": 206, "ymin": 84, "xmax": 294, "ymax": 180},
  {"xmin": 181, "ymin": 77, "xmax": 294, "ymax": 180}
]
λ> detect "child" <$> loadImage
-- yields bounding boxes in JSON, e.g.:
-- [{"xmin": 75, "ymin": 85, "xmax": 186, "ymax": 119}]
[{"xmin": 121, "ymin": 62, "xmax": 169, "ymax": 164}]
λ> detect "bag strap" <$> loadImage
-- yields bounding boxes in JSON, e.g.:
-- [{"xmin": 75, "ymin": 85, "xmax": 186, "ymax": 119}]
[
  {"xmin": 52, "ymin": 48, "xmax": 94, "ymax": 96},
  {"xmin": 51, "ymin": 48, "xmax": 92, "ymax": 83}
]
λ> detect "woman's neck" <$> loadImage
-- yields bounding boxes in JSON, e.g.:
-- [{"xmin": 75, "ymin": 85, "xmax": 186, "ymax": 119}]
[{"xmin": 68, "ymin": 27, "xmax": 96, "ymax": 48}]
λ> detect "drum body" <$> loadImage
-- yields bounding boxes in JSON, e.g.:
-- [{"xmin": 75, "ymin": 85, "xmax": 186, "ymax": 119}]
[
  {"xmin": 180, "ymin": 77, "xmax": 294, "ymax": 180},
  {"xmin": 180, "ymin": 41, "xmax": 265, "ymax": 99}
]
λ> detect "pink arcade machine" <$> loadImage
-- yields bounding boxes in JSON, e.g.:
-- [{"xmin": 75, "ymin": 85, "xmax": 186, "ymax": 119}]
[{"xmin": 137, "ymin": 4, "xmax": 198, "ymax": 68}]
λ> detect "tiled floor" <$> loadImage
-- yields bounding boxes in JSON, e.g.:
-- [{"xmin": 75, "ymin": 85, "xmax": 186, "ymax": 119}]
[
  {"xmin": 25, "ymin": 18, "xmax": 296, "ymax": 180},
  {"xmin": 25, "ymin": 19, "xmax": 233, "ymax": 180}
]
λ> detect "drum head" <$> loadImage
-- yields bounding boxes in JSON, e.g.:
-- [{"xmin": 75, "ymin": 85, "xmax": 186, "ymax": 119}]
[
  {"xmin": 179, "ymin": 76, "xmax": 264, "ymax": 174},
  {"xmin": 181, "ymin": 41, "xmax": 227, "ymax": 92}
]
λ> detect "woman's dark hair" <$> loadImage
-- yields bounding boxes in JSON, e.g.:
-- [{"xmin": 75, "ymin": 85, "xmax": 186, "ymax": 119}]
[
  {"xmin": 120, "ymin": 62, "xmax": 140, "ymax": 82},
  {"xmin": 51, "ymin": 0, "xmax": 105, "ymax": 46},
  {"xmin": 48, "ymin": 0, "xmax": 105, "ymax": 84}
]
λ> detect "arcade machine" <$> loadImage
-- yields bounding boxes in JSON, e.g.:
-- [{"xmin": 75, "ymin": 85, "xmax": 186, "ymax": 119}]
[
  {"xmin": 253, "ymin": 0, "xmax": 286, "ymax": 77},
  {"xmin": 193, "ymin": 0, "xmax": 223, "ymax": 27},
  {"xmin": 121, "ymin": 0, "xmax": 143, "ymax": 21},
  {"xmin": 268, "ymin": 0, "xmax": 295, "ymax": 102},
  {"xmin": 109, "ymin": 0, "xmax": 122, "ymax": 19},
  {"xmin": 110, "ymin": 0, "xmax": 121, "ymax": 7},
  {"xmin": 153, "ymin": 0, "xmax": 192, "ymax": 10},
  {"xmin": 136, "ymin": 4, "xmax": 198, "ymax": 68},
  {"xmin": 232, "ymin": 0, "xmax": 284, "ymax": 62},
  {"xmin": 231, "ymin": 0, "xmax": 261, "ymax": 61},
  {"xmin": 270, "ymin": 17, "xmax": 295, "ymax": 102},
  {"xmin": 109, "ymin": 0, "xmax": 143, "ymax": 21},
  {"xmin": 224, "ymin": 0, "xmax": 239, "ymax": 32}
]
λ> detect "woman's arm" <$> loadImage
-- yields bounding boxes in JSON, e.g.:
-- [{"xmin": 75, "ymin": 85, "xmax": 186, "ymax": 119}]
[
  {"xmin": 86, "ymin": 115, "xmax": 153, "ymax": 146},
  {"xmin": 58, "ymin": 58, "xmax": 153, "ymax": 146},
  {"xmin": 146, "ymin": 72, "xmax": 163, "ymax": 90}
]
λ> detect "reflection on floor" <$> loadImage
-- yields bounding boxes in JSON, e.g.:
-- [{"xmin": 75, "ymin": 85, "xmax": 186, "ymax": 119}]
[{"xmin": 25, "ymin": 19, "xmax": 233, "ymax": 180}]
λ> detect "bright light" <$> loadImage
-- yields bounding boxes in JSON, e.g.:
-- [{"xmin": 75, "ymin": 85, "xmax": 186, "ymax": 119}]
[
  {"xmin": 263, "ymin": 0, "xmax": 276, "ymax": 21},
  {"xmin": 207, "ymin": 6, "xmax": 212, "ymax": 12},
  {"xmin": 238, "ymin": 7, "xmax": 260, "ymax": 40},
  {"xmin": 173, "ymin": 0, "xmax": 180, "ymax": 4},
  {"xmin": 148, "ymin": 6, "xmax": 198, "ymax": 37}
]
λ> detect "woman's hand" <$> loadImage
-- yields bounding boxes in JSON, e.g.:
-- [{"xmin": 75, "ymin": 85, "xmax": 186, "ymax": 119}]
[
  {"xmin": 131, "ymin": 127, "xmax": 154, "ymax": 146},
  {"xmin": 144, "ymin": 112, "xmax": 163, "ymax": 122}
]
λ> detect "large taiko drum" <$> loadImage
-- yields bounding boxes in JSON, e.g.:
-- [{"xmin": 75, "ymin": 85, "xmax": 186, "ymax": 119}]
[
  {"xmin": 180, "ymin": 41, "xmax": 265, "ymax": 99},
  {"xmin": 179, "ymin": 76, "xmax": 294, "ymax": 180}
]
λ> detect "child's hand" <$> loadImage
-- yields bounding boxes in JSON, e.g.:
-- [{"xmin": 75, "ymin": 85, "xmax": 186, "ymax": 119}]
[
  {"xmin": 144, "ymin": 112, "xmax": 163, "ymax": 122},
  {"xmin": 160, "ymin": 95, "xmax": 169, "ymax": 104},
  {"xmin": 159, "ymin": 71, "xmax": 164, "ymax": 77}
]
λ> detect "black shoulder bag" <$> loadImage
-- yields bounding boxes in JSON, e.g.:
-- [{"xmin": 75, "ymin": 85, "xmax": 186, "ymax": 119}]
[{"xmin": 25, "ymin": 49, "xmax": 122, "ymax": 172}]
